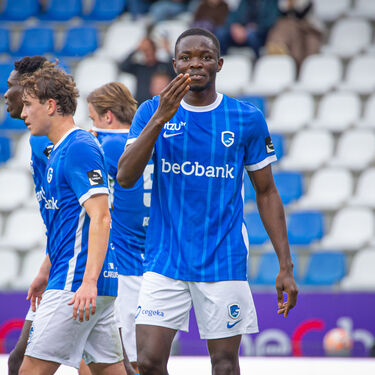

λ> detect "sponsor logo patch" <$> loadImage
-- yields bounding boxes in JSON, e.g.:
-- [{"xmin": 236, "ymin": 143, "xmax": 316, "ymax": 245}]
[
  {"xmin": 43, "ymin": 145, "xmax": 53, "ymax": 158},
  {"xmin": 227, "ymin": 319, "xmax": 242, "ymax": 329},
  {"xmin": 265, "ymin": 136, "xmax": 275, "ymax": 154},
  {"xmin": 87, "ymin": 169, "xmax": 104, "ymax": 186}
]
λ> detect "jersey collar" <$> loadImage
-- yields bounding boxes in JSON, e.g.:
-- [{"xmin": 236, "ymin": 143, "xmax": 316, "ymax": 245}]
[
  {"xmin": 181, "ymin": 93, "xmax": 223, "ymax": 112},
  {"xmin": 92, "ymin": 126, "xmax": 129, "ymax": 133},
  {"xmin": 53, "ymin": 127, "xmax": 80, "ymax": 150}
]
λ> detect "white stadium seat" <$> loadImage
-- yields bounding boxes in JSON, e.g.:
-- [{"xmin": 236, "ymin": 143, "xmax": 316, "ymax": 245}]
[
  {"xmin": 151, "ymin": 19, "xmax": 189, "ymax": 53},
  {"xmin": 0, "ymin": 208, "xmax": 46, "ymax": 252},
  {"xmin": 74, "ymin": 96, "xmax": 90, "ymax": 130},
  {"xmin": 267, "ymin": 92, "xmax": 314, "ymax": 134},
  {"xmin": 310, "ymin": 91, "xmax": 361, "ymax": 132},
  {"xmin": 0, "ymin": 250, "xmax": 19, "ymax": 288},
  {"xmin": 244, "ymin": 55, "xmax": 296, "ymax": 96},
  {"xmin": 75, "ymin": 57, "xmax": 117, "ymax": 97},
  {"xmin": 358, "ymin": 94, "xmax": 375, "ymax": 128},
  {"xmin": 118, "ymin": 72, "xmax": 137, "ymax": 97},
  {"xmin": 320, "ymin": 207, "xmax": 374, "ymax": 251},
  {"xmin": 7, "ymin": 132, "xmax": 31, "ymax": 170},
  {"xmin": 216, "ymin": 55, "xmax": 252, "ymax": 96},
  {"xmin": 323, "ymin": 18, "xmax": 372, "ymax": 58},
  {"xmin": 329, "ymin": 129, "xmax": 375, "ymax": 171},
  {"xmin": 351, "ymin": 0, "xmax": 375, "ymax": 20},
  {"xmin": 341, "ymin": 249, "xmax": 375, "ymax": 290},
  {"xmin": 339, "ymin": 55, "xmax": 375, "ymax": 95},
  {"xmin": 0, "ymin": 169, "xmax": 32, "ymax": 212},
  {"xmin": 295, "ymin": 168, "xmax": 353, "ymax": 211},
  {"xmin": 349, "ymin": 169, "xmax": 375, "ymax": 208},
  {"xmin": 280, "ymin": 130, "xmax": 334, "ymax": 171},
  {"xmin": 313, "ymin": 0, "xmax": 350, "ymax": 22},
  {"xmin": 293, "ymin": 54, "xmax": 343, "ymax": 95}
]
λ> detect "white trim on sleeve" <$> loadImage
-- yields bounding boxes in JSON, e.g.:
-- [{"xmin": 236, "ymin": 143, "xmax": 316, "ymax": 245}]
[
  {"xmin": 125, "ymin": 137, "xmax": 137, "ymax": 147},
  {"xmin": 245, "ymin": 155, "xmax": 277, "ymax": 172},
  {"xmin": 78, "ymin": 187, "xmax": 109, "ymax": 206}
]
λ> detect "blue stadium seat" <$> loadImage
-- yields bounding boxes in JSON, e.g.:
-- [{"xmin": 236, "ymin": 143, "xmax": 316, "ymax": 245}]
[
  {"xmin": 0, "ymin": 28, "xmax": 10, "ymax": 54},
  {"xmin": 270, "ymin": 133, "xmax": 284, "ymax": 160},
  {"xmin": 252, "ymin": 252, "xmax": 299, "ymax": 285},
  {"xmin": 0, "ymin": 62, "xmax": 13, "ymax": 94},
  {"xmin": 302, "ymin": 252, "xmax": 346, "ymax": 285},
  {"xmin": 15, "ymin": 27, "xmax": 54, "ymax": 56},
  {"xmin": 0, "ymin": 113, "xmax": 26, "ymax": 131},
  {"xmin": 274, "ymin": 171, "xmax": 303, "ymax": 205},
  {"xmin": 245, "ymin": 211, "xmax": 269, "ymax": 245},
  {"xmin": 42, "ymin": 0, "xmax": 81, "ymax": 21},
  {"xmin": 237, "ymin": 95, "xmax": 267, "ymax": 115},
  {"xmin": 59, "ymin": 26, "xmax": 98, "ymax": 57},
  {"xmin": 287, "ymin": 211, "xmax": 324, "ymax": 245},
  {"xmin": 0, "ymin": 136, "xmax": 11, "ymax": 163},
  {"xmin": 85, "ymin": 0, "xmax": 126, "ymax": 21},
  {"xmin": 0, "ymin": 0, "xmax": 39, "ymax": 21}
]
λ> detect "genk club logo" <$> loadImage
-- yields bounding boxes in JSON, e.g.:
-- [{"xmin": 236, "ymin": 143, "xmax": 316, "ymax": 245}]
[
  {"xmin": 227, "ymin": 303, "xmax": 242, "ymax": 329},
  {"xmin": 47, "ymin": 167, "xmax": 53, "ymax": 183},
  {"xmin": 221, "ymin": 131, "xmax": 234, "ymax": 147}
]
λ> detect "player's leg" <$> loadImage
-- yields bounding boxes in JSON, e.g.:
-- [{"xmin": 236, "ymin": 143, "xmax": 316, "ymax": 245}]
[
  {"xmin": 8, "ymin": 318, "xmax": 32, "ymax": 375},
  {"xmin": 79, "ymin": 359, "xmax": 93, "ymax": 375},
  {"xmin": 207, "ymin": 335, "xmax": 241, "ymax": 375},
  {"xmin": 88, "ymin": 361, "xmax": 125, "ymax": 375},
  {"xmin": 19, "ymin": 355, "xmax": 60, "ymax": 375},
  {"xmin": 119, "ymin": 328, "xmax": 138, "ymax": 375}
]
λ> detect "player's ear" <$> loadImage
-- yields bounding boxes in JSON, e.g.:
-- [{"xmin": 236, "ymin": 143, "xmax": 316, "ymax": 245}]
[
  {"xmin": 47, "ymin": 98, "xmax": 57, "ymax": 115},
  {"xmin": 217, "ymin": 57, "xmax": 224, "ymax": 73},
  {"xmin": 172, "ymin": 58, "xmax": 177, "ymax": 74},
  {"xmin": 105, "ymin": 110, "xmax": 113, "ymax": 124}
]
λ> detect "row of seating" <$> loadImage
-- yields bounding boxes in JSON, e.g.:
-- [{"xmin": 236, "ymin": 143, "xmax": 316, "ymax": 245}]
[{"xmin": 0, "ymin": 0, "xmax": 126, "ymax": 22}]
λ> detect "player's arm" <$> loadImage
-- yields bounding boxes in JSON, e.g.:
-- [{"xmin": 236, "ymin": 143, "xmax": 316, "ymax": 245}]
[
  {"xmin": 117, "ymin": 73, "xmax": 191, "ymax": 188},
  {"xmin": 248, "ymin": 165, "xmax": 298, "ymax": 317},
  {"xmin": 69, "ymin": 194, "xmax": 111, "ymax": 322}
]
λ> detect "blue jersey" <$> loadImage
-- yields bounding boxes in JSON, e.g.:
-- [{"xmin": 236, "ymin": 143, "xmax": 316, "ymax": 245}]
[
  {"xmin": 42, "ymin": 128, "xmax": 118, "ymax": 296},
  {"xmin": 93, "ymin": 127, "xmax": 152, "ymax": 276},
  {"xmin": 127, "ymin": 94, "xmax": 277, "ymax": 282},
  {"xmin": 29, "ymin": 135, "xmax": 53, "ymax": 227}
]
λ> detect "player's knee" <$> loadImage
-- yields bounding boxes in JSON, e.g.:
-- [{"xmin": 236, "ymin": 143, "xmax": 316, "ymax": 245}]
[
  {"xmin": 8, "ymin": 348, "xmax": 24, "ymax": 375},
  {"xmin": 137, "ymin": 354, "xmax": 165, "ymax": 375},
  {"xmin": 211, "ymin": 354, "xmax": 239, "ymax": 375}
]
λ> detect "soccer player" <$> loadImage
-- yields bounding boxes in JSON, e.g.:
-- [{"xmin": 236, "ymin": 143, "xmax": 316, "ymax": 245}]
[
  {"xmin": 117, "ymin": 28, "xmax": 298, "ymax": 375},
  {"xmin": 18, "ymin": 64, "xmax": 125, "ymax": 374},
  {"xmin": 87, "ymin": 82, "xmax": 153, "ymax": 375}
]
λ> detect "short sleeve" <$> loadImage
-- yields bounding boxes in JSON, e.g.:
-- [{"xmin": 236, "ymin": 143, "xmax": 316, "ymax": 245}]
[
  {"xmin": 64, "ymin": 139, "xmax": 109, "ymax": 206},
  {"xmin": 244, "ymin": 107, "xmax": 277, "ymax": 172}
]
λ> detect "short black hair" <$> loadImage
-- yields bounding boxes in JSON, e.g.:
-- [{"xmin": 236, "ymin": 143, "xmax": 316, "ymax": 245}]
[
  {"xmin": 14, "ymin": 56, "xmax": 47, "ymax": 75},
  {"xmin": 175, "ymin": 28, "xmax": 221, "ymax": 58}
]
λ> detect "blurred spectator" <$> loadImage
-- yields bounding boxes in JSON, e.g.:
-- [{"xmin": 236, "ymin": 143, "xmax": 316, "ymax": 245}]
[
  {"xmin": 118, "ymin": 36, "xmax": 175, "ymax": 104},
  {"xmin": 266, "ymin": 0, "xmax": 323, "ymax": 68},
  {"xmin": 215, "ymin": 0, "xmax": 280, "ymax": 57},
  {"xmin": 149, "ymin": 0, "xmax": 190, "ymax": 23},
  {"xmin": 191, "ymin": 0, "xmax": 229, "ymax": 34},
  {"xmin": 150, "ymin": 71, "xmax": 172, "ymax": 97},
  {"xmin": 126, "ymin": 0, "xmax": 154, "ymax": 19}
]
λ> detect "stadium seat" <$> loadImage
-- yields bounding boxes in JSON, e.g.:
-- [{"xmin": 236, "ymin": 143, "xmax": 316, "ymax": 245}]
[
  {"xmin": 75, "ymin": 57, "xmax": 117, "ymax": 97},
  {"xmin": 351, "ymin": 0, "xmax": 375, "ymax": 20},
  {"xmin": 0, "ymin": 169, "xmax": 31, "ymax": 212},
  {"xmin": 273, "ymin": 171, "xmax": 303, "ymax": 205},
  {"xmin": 267, "ymin": 92, "xmax": 314, "ymax": 134},
  {"xmin": 216, "ymin": 54, "xmax": 252, "ymax": 96},
  {"xmin": 151, "ymin": 19, "xmax": 190, "ymax": 52},
  {"xmin": 0, "ymin": 28, "xmax": 10, "ymax": 54},
  {"xmin": 0, "ymin": 0, "xmax": 39, "ymax": 21},
  {"xmin": 59, "ymin": 26, "xmax": 98, "ymax": 57},
  {"xmin": 310, "ymin": 91, "xmax": 361, "ymax": 132},
  {"xmin": 15, "ymin": 26, "xmax": 55, "ymax": 56},
  {"xmin": 0, "ymin": 62, "xmax": 13, "ymax": 94},
  {"xmin": 0, "ymin": 250, "xmax": 19, "ymax": 288},
  {"xmin": 252, "ymin": 252, "xmax": 299, "ymax": 285},
  {"xmin": 302, "ymin": 252, "xmax": 346, "ymax": 286},
  {"xmin": 358, "ymin": 94, "xmax": 375, "ymax": 128},
  {"xmin": 341, "ymin": 248, "xmax": 375, "ymax": 290},
  {"xmin": 7, "ymin": 132, "xmax": 31, "ymax": 169},
  {"xmin": 0, "ymin": 136, "xmax": 11, "ymax": 164},
  {"xmin": 320, "ymin": 207, "xmax": 374, "ymax": 250},
  {"xmin": 244, "ymin": 55, "xmax": 296, "ymax": 96},
  {"xmin": 323, "ymin": 18, "xmax": 372, "ymax": 58},
  {"xmin": 329, "ymin": 129, "xmax": 375, "ymax": 171},
  {"xmin": 313, "ymin": 0, "xmax": 350, "ymax": 22},
  {"xmin": 0, "ymin": 208, "xmax": 45, "ymax": 251},
  {"xmin": 296, "ymin": 168, "xmax": 353, "ymax": 211},
  {"xmin": 349, "ymin": 168, "xmax": 375, "ymax": 208},
  {"xmin": 0, "ymin": 112, "xmax": 26, "ymax": 130},
  {"xmin": 339, "ymin": 55, "xmax": 375, "ymax": 95},
  {"xmin": 287, "ymin": 211, "xmax": 324, "ymax": 246},
  {"xmin": 42, "ymin": 0, "xmax": 82, "ymax": 21},
  {"xmin": 118, "ymin": 72, "xmax": 137, "ymax": 97},
  {"xmin": 84, "ymin": 0, "xmax": 126, "ymax": 21},
  {"xmin": 245, "ymin": 211, "xmax": 269, "ymax": 245},
  {"xmin": 293, "ymin": 54, "xmax": 343, "ymax": 95},
  {"xmin": 280, "ymin": 130, "xmax": 334, "ymax": 171},
  {"xmin": 270, "ymin": 133, "xmax": 284, "ymax": 160},
  {"xmin": 73, "ymin": 96, "xmax": 89, "ymax": 129}
]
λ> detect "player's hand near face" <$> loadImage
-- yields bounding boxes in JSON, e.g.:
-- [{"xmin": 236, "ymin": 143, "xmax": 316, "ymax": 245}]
[
  {"xmin": 69, "ymin": 280, "xmax": 97, "ymax": 322},
  {"xmin": 276, "ymin": 269, "xmax": 298, "ymax": 317}
]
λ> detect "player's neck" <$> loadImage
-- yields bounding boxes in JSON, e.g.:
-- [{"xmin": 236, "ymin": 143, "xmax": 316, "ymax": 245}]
[
  {"xmin": 48, "ymin": 116, "xmax": 76, "ymax": 145},
  {"xmin": 183, "ymin": 88, "xmax": 217, "ymax": 107}
]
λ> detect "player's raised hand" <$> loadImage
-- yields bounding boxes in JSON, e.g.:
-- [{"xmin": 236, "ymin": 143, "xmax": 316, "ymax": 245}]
[
  {"xmin": 154, "ymin": 73, "xmax": 191, "ymax": 123},
  {"xmin": 68, "ymin": 280, "xmax": 97, "ymax": 322},
  {"xmin": 27, "ymin": 273, "xmax": 48, "ymax": 312},
  {"xmin": 275, "ymin": 269, "xmax": 298, "ymax": 317}
]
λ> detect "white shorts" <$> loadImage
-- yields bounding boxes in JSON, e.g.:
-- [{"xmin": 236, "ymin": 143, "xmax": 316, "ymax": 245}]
[
  {"xmin": 136, "ymin": 272, "xmax": 259, "ymax": 340},
  {"xmin": 25, "ymin": 307, "xmax": 36, "ymax": 321},
  {"xmin": 25, "ymin": 289, "xmax": 123, "ymax": 369},
  {"xmin": 114, "ymin": 275, "xmax": 142, "ymax": 362}
]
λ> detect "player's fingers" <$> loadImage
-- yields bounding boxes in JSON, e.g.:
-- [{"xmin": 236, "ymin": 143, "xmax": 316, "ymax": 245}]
[
  {"xmin": 71, "ymin": 297, "xmax": 79, "ymax": 320},
  {"xmin": 276, "ymin": 287, "xmax": 283, "ymax": 309},
  {"xmin": 174, "ymin": 79, "xmax": 191, "ymax": 101},
  {"xmin": 164, "ymin": 74, "xmax": 190, "ymax": 98},
  {"xmin": 26, "ymin": 290, "xmax": 31, "ymax": 300},
  {"xmin": 91, "ymin": 298, "xmax": 96, "ymax": 316},
  {"xmin": 78, "ymin": 299, "xmax": 85, "ymax": 322},
  {"xmin": 85, "ymin": 299, "xmax": 91, "ymax": 321},
  {"xmin": 68, "ymin": 295, "xmax": 75, "ymax": 306},
  {"xmin": 31, "ymin": 296, "xmax": 36, "ymax": 312}
]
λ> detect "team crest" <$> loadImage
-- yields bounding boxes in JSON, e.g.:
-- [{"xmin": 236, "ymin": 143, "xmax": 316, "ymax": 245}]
[
  {"xmin": 47, "ymin": 167, "xmax": 53, "ymax": 183},
  {"xmin": 228, "ymin": 303, "xmax": 241, "ymax": 319},
  {"xmin": 221, "ymin": 131, "xmax": 234, "ymax": 147}
]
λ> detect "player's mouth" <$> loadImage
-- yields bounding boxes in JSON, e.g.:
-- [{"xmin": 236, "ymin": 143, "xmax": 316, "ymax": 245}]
[{"xmin": 189, "ymin": 74, "xmax": 205, "ymax": 81}]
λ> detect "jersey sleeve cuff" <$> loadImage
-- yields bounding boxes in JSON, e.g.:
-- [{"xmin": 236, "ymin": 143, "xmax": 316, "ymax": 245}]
[
  {"xmin": 245, "ymin": 154, "xmax": 277, "ymax": 172},
  {"xmin": 78, "ymin": 187, "xmax": 109, "ymax": 206},
  {"xmin": 125, "ymin": 137, "xmax": 137, "ymax": 147}
]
